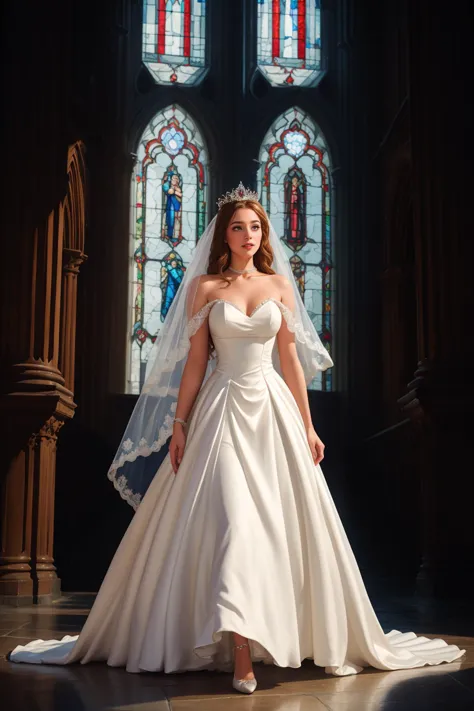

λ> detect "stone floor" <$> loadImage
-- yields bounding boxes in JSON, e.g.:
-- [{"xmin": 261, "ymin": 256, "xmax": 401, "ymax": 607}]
[{"xmin": 1, "ymin": 592, "xmax": 473, "ymax": 711}]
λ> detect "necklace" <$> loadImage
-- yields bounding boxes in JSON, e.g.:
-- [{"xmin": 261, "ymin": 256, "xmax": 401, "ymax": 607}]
[{"xmin": 228, "ymin": 265, "xmax": 258, "ymax": 274}]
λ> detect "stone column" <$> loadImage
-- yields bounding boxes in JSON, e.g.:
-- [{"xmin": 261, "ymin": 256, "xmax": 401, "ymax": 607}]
[
  {"xmin": 61, "ymin": 249, "xmax": 88, "ymax": 393},
  {"xmin": 0, "ymin": 208, "xmax": 76, "ymax": 605}
]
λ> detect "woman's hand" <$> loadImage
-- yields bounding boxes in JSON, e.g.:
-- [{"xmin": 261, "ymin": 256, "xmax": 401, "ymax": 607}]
[
  {"xmin": 307, "ymin": 426, "xmax": 325, "ymax": 466},
  {"xmin": 170, "ymin": 425, "xmax": 186, "ymax": 474}
]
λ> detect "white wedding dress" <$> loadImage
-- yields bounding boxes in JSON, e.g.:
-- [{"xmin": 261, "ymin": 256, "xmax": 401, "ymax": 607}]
[{"xmin": 9, "ymin": 297, "xmax": 466, "ymax": 675}]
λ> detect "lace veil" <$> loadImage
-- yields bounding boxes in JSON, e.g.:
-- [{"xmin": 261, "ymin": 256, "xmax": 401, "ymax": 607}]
[{"xmin": 108, "ymin": 192, "xmax": 334, "ymax": 509}]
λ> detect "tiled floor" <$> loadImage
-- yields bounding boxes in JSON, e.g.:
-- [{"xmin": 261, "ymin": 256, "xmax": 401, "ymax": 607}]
[{"xmin": 1, "ymin": 593, "xmax": 473, "ymax": 710}]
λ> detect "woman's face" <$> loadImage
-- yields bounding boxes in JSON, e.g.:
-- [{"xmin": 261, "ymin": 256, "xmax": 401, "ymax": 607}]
[{"xmin": 225, "ymin": 208, "xmax": 263, "ymax": 258}]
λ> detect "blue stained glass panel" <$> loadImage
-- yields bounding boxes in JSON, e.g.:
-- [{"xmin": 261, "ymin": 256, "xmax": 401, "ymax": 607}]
[{"xmin": 128, "ymin": 105, "xmax": 209, "ymax": 394}]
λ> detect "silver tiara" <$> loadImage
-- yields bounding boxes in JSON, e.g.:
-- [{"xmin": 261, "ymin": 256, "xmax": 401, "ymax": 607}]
[{"xmin": 217, "ymin": 181, "xmax": 260, "ymax": 210}]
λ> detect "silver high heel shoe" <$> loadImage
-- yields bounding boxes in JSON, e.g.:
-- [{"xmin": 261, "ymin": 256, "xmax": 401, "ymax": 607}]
[{"xmin": 232, "ymin": 642, "xmax": 257, "ymax": 694}]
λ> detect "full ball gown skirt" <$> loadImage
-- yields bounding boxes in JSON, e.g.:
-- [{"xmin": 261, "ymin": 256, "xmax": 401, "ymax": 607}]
[{"xmin": 9, "ymin": 298, "xmax": 466, "ymax": 675}]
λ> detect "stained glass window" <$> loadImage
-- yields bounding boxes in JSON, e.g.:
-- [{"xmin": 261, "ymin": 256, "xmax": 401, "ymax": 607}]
[
  {"xmin": 257, "ymin": 0, "xmax": 322, "ymax": 87},
  {"xmin": 128, "ymin": 105, "xmax": 209, "ymax": 394},
  {"xmin": 142, "ymin": 0, "xmax": 207, "ymax": 85},
  {"xmin": 257, "ymin": 107, "xmax": 333, "ymax": 391}
]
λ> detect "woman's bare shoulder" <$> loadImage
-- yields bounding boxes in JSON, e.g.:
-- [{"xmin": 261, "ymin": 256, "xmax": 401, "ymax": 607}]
[
  {"xmin": 269, "ymin": 273, "xmax": 291, "ymax": 288},
  {"xmin": 201, "ymin": 274, "xmax": 224, "ymax": 282},
  {"xmin": 198, "ymin": 274, "xmax": 225, "ymax": 294},
  {"xmin": 189, "ymin": 274, "xmax": 222, "ymax": 290},
  {"xmin": 189, "ymin": 274, "xmax": 225, "ymax": 305}
]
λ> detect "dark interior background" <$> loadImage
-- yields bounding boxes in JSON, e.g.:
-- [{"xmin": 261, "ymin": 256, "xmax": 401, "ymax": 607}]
[{"xmin": 1, "ymin": 0, "xmax": 473, "ymax": 602}]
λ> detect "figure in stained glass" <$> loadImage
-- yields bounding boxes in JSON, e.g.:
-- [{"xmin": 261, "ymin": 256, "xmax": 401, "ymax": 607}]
[
  {"xmin": 161, "ymin": 168, "xmax": 183, "ymax": 246},
  {"xmin": 284, "ymin": 170, "xmax": 307, "ymax": 250},
  {"xmin": 160, "ymin": 252, "xmax": 186, "ymax": 321}
]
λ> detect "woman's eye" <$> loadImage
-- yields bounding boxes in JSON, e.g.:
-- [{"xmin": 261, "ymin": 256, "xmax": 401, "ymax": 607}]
[{"xmin": 231, "ymin": 225, "xmax": 260, "ymax": 231}]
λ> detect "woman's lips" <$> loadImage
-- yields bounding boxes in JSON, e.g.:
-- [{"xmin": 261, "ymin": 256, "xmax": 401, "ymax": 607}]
[{"xmin": 242, "ymin": 244, "xmax": 254, "ymax": 249}]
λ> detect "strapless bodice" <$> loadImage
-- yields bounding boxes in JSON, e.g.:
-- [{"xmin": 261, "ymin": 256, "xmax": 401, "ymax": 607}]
[{"xmin": 208, "ymin": 298, "xmax": 282, "ymax": 381}]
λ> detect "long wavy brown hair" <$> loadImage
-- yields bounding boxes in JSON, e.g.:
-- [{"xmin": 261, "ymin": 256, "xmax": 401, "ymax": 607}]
[
  {"xmin": 203, "ymin": 200, "xmax": 276, "ymax": 357},
  {"xmin": 207, "ymin": 200, "xmax": 276, "ymax": 282}
]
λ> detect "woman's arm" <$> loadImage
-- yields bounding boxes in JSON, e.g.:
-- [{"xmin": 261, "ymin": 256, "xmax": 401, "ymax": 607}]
[
  {"xmin": 169, "ymin": 277, "xmax": 210, "ymax": 473},
  {"xmin": 275, "ymin": 275, "xmax": 325, "ymax": 465}
]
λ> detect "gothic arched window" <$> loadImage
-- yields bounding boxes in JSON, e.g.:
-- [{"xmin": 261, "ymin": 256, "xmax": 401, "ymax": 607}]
[
  {"xmin": 257, "ymin": 0, "xmax": 322, "ymax": 87},
  {"xmin": 257, "ymin": 106, "xmax": 333, "ymax": 391},
  {"xmin": 142, "ymin": 0, "xmax": 208, "ymax": 85},
  {"xmin": 127, "ymin": 104, "xmax": 209, "ymax": 394}
]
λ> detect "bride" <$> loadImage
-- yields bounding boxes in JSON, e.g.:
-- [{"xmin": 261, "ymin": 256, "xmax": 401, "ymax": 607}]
[{"xmin": 8, "ymin": 184, "xmax": 466, "ymax": 694}]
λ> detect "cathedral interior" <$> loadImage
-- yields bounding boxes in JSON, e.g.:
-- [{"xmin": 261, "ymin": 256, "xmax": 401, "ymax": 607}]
[{"xmin": 1, "ymin": 0, "xmax": 474, "ymax": 709}]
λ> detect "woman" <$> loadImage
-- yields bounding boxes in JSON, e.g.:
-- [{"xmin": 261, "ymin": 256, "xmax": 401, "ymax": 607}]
[{"xmin": 9, "ymin": 184, "xmax": 466, "ymax": 694}]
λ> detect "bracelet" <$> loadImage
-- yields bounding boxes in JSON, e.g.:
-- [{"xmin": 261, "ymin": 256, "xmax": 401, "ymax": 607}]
[{"xmin": 173, "ymin": 417, "xmax": 187, "ymax": 426}]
